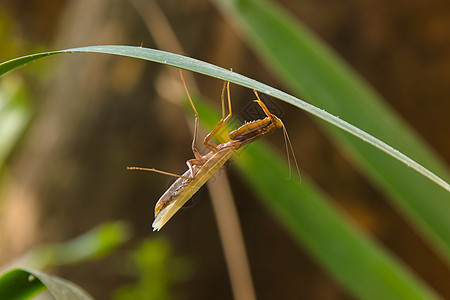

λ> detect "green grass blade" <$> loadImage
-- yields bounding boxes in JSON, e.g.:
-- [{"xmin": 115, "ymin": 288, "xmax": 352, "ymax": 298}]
[
  {"xmin": 212, "ymin": 0, "xmax": 450, "ymax": 263},
  {"xmin": 193, "ymin": 98, "xmax": 441, "ymax": 300},
  {"xmin": 1, "ymin": 46, "xmax": 448, "ymax": 196},
  {"xmin": 0, "ymin": 268, "xmax": 93, "ymax": 300}
]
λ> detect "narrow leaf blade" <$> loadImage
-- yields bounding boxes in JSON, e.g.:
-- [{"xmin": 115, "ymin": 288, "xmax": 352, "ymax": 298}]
[{"xmin": 1, "ymin": 46, "xmax": 448, "ymax": 195}]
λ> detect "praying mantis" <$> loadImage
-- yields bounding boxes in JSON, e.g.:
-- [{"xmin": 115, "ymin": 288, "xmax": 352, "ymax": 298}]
[{"xmin": 128, "ymin": 71, "xmax": 297, "ymax": 231}]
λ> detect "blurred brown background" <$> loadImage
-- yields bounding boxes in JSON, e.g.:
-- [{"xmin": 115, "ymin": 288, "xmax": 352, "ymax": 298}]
[{"xmin": 0, "ymin": 0, "xmax": 449, "ymax": 299}]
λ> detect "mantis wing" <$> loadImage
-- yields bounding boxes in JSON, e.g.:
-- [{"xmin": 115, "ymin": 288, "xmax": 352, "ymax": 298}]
[{"xmin": 152, "ymin": 148, "xmax": 234, "ymax": 231}]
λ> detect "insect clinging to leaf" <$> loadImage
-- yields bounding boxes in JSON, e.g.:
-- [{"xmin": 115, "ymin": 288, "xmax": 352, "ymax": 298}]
[{"xmin": 128, "ymin": 70, "xmax": 298, "ymax": 231}]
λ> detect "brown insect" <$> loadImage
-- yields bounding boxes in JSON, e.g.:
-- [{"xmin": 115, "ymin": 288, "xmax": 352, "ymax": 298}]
[{"xmin": 128, "ymin": 71, "xmax": 298, "ymax": 231}]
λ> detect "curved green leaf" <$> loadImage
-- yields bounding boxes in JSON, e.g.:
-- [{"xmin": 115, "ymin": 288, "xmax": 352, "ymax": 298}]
[
  {"xmin": 0, "ymin": 269, "xmax": 44, "ymax": 299},
  {"xmin": 0, "ymin": 268, "xmax": 93, "ymax": 300},
  {"xmin": 0, "ymin": 46, "xmax": 448, "ymax": 197}
]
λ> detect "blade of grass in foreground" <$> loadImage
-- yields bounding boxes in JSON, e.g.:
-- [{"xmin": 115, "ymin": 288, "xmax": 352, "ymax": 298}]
[
  {"xmin": 193, "ymin": 98, "xmax": 441, "ymax": 300},
  {"xmin": 0, "ymin": 46, "xmax": 448, "ymax": 196},
  {"xmin": 213, "ymin": 0, "xmax": 450, "ymax": 264}
]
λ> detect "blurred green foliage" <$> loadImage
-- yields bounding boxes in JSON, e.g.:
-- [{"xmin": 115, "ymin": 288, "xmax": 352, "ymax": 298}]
[
  {"xmin": 10, "ymin": 221, "xmax": 131, "ymax": 270},
  {"xmin": 113, "ymin": 238, "xmax": 193, "ymax": 300},
  {"xmin": 0, "ymin": 75, "xmax": 31, "ymax": 173},
  {"xmin": 0, "ymin": 221, "xmax": 130, "ymax": 300}
]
